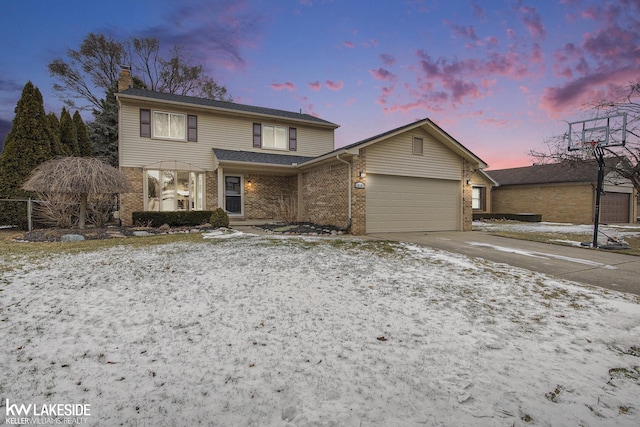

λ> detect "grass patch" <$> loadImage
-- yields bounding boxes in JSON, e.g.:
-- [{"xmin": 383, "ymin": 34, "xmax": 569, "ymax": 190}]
[{"xmin": 0, "ymin": 230, "xmax": 204, "ymax": 273}]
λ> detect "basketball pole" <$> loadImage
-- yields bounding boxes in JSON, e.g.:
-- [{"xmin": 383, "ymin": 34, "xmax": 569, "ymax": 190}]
[{"xmin": 592, "ymin": 146, "xmax": 606, "ymax": 248}]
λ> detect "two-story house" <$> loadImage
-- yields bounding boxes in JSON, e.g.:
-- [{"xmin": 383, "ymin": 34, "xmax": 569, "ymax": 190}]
[{"xmin": 116, "ymin": 69, "xmax": 488, "ymax": 234}]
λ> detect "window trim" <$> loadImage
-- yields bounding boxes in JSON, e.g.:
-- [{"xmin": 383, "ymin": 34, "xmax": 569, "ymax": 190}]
[
  {"xmin": 144, "ymin": 168, "xmax": 205, "ymax": 212},
  {"xmin": 152, "ymin": 111, "xmax": 187, "ymax": 141},
  {"xmin": 412, "ymin": 136, "xmax": 424, "ymax": 155},
  {"xmin": 472, "ymin": 186, "xmax": 486, "ymax": 211},
  {"xmin": 253, "ymin": 123, "xmax": 295, "ymax": 151}
]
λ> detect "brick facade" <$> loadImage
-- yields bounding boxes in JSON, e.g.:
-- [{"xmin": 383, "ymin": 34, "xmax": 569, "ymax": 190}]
[
  {"xmin": 301, "ymin": 162, "xmax": 350, "ymax": 228},
  {"xmin": 492, "ymin": 183, "xmax": 594, "ymax": 224},
  {"xmin": 120, "ymin": 167, "xmax": 143, "ymax": 226},
  {"xmin": 351, "ymin": 150, "xmax": 367, "ymax": 235},
  {"xmin": 462, "ymin": 161, "xmax": 474, "ymax": 231},
  {"xmin": 205, "ymin": 171, "xmax": 217, "ymax": 211},
  {"xmin": 243, "ymin": 174, "xmax": 297, "ymax": 221}
]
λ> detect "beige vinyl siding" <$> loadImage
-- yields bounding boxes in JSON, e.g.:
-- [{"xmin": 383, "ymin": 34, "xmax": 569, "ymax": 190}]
[
  {"xmin": 366, "ymin": 174, "xmax": 460, "ymax": 232},
  {"xmin": 366, "ymin": 129, "xmax": 462, "ymax": 180},
  {"xmin": 119, "ymin": 101, "xmax": 334, "ymax": 169}
]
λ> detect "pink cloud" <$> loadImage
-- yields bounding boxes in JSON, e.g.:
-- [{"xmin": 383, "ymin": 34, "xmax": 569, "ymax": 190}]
[
  {"xmin": 472, "ymin": 2, "xmax": 486, "ymax": 21},
  {"xmin": 518, "ymin": 5, "xmax": 546, "ymax": 39},
  {"xmin": 343, "ymin": 41, "xmax": 355, "ymax": 49},
  {"xmin": 540, "ymin": 68, "xmax": 638, "ymax": 114},
  {"xmin": 380, "ymin": 53, "xmax": 395, "ymax": 66},
  {"xmin": 270, "ymin": 82, "xmax": 296, "ymax": 91},
  {"xmin": 308, "ymin": 81, "xmax": 321, "ymax": 91},
  {"xmin": 369, "ymin": 67, "xmax": 396, "ymax": 81},
  {"xmin": 325, "ymin": 80, "xmax": 344, "ymax": 91},
  {"xmin": 444, "ymin": 20, "xmax": 479, "ymax": 41},
  {"xmin": 485, "ymin": 36, "xmax": 499, "ymax": 46},
  {"xmin": 344, "ymin": 98, "xmax": 356, "ymax": 106}
]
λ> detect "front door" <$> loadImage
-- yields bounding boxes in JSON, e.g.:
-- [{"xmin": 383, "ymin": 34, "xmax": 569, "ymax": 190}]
[{"xmin": 225, "ymin": 175, "xmax": 243, "ymax": 215}]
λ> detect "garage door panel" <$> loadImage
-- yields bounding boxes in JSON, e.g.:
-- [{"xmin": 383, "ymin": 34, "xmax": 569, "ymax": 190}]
[
  {"xmin": 367, "ymin": 174, "xmax": 460, "ymax": 232},
  {"xmin": 601, "ymin": 192, "xmax": 630, "ymax": 223}
]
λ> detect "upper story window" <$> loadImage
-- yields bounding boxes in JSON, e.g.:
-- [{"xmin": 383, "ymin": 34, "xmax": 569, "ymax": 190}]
[
  {"xmin": 412, "ymin": 137, "xmax": 424, "ymax": 155},
  {"xmin": 140, "ymin": 109, "xmax": 197, "ymax": 142},
  {"xmin": 253, "ymin": 123, "xmax": 297, "ymax": 151},
  {"xmin": 154, "ymin": 111, "xmax": 185, "ymax": 140}
]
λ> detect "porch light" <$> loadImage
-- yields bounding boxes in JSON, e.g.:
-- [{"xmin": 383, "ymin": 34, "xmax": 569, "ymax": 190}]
[
  {"xmin": 466, "ymin": 179, "xmax": 471, "ymax": 185},
  {"xmin": 359, "ymin": 170, "xmax": 366, "ymax": 178}
]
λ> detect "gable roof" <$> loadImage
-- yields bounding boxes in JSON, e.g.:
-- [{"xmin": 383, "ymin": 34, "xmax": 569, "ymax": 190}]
[
  {"xmin": 116, "ymin": 88, "xmax": 339, "ymax": 129},
  {"xmin": 338, "ymin": 118, "xmax": 488, "ymax": 169},
  {"xmin": 213, "ymin": 148, "xmax": 315, "ymax": 166},
  {"xmin": 485, "ymin": 159, "xmax": 620, "ymax": 186}
]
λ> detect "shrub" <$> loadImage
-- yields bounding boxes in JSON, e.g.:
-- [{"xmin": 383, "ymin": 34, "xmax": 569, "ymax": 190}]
[
  {"xmin": 210, "ymin": 208, "xmax": 230, "ymax": 228},
  {"xmin": 132, "ymin": 211, "xmax": 214, "ymax": 227}
]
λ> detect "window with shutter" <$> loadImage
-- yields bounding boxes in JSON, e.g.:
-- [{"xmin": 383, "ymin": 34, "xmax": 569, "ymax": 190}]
[
  {"xmin": 188, "ymin": 115, "xmax": 197, "ymax": 142},
  {"xmin": 140, "ymin": 109, "xmax": 151, "ymax": 138}
]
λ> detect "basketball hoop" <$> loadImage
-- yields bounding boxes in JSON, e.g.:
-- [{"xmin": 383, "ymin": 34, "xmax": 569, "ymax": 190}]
[{"xmin": 566, "ymin": 113, "xmax": 627, "ymax": 249}]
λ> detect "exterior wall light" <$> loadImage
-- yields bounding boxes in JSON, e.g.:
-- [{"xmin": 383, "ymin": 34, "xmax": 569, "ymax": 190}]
[{"xmin": 359, "ymin": 170, "xmax": 366, "ymax": 178}]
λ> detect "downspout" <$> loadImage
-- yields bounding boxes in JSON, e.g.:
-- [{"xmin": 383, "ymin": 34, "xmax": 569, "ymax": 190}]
[{"xmin": 336, "ymin": 153, "xmax": 352, "ymax": 232}]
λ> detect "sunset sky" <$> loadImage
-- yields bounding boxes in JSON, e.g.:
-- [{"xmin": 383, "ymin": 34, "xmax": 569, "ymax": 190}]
[{"xmin": 1, "ymin": 0, "xmax": 638, "ymax": 169}]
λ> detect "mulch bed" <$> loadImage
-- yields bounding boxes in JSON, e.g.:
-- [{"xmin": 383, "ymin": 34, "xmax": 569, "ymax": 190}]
[
  {"xmin": 17, "ymin": 222, "xmax": 345, "ymax": 242},
  {"xmin": 256, "ymin": 222, "xmax": 346, "ymax": 235}
]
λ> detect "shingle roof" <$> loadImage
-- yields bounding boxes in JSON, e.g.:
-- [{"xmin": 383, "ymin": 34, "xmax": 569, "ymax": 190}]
[
  {"xmin": 118, "ymin": 88, "xmax": 339, "ymax": 128},
  {"xmin": 485, "ymin": 159, "xmax": 619, "ymax": 186},
  {"xmin": 213, "ymin": 149, "xmax": 315, "ymax": 166}
]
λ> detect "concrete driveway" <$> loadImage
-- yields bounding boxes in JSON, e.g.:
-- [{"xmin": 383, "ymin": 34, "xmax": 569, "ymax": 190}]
[{"xmin": 368, "ymin": 231, "xmax": 640, "ymax": 296}]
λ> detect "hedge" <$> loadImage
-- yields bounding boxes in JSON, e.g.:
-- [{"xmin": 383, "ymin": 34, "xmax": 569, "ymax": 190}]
[
  {"xmin": 132, "ymin": 211, "xmax": 215, "ymax": 227},
  {"xmin": 473, "ymin": 213, "xmax": 542, "ymax": 222}
]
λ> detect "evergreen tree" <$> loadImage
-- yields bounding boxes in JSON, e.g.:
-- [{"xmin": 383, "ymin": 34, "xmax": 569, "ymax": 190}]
[
  {"xmin": 73, "ymin": 111, "xmax": 92, "ymax": 157},
  {"xmin": 46, "ymin": 112, "xmax": 65, "ymax": 156},
  {"xmin": 0, "ymin": 82, "xmax": 55, "ymax": 227},
  {"xmin": 90, "ymin": 85, "xmax": 119, "ymax": 167},
  {"xmin": 59, "ymin": 107, "xmax": 79, "ymax": 156}
]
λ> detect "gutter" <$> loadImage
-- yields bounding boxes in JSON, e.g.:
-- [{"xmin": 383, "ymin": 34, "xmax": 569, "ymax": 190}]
[{"xmin": 336, "ymin": 153, "xmax": 352, "ymax": 232}]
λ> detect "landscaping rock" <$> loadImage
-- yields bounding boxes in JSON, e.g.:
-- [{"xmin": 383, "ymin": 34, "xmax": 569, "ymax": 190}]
[
  {"xmin": 61, "ymin": 234, "xmax": 85, "ymax": 242},
  {"xmin": 133, "ymin": 231, "xmax": 151, "ymax": 237}
]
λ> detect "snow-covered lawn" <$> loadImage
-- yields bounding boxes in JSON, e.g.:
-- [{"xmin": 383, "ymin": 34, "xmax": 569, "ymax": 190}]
[
  {"xmin": 1, "ymin": 232, "xmax": 639, "ymax": 426},
  {"xmin": 474, "ymin": 220, "xmax": 640, "ymax": 246}
]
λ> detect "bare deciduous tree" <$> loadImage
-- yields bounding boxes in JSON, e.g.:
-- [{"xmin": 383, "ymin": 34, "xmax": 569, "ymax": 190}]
[{"xmin": 530, "ymin": 83, "xmax": 640, "ymax": 194}]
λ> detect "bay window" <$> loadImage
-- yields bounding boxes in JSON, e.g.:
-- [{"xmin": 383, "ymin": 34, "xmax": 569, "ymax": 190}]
[{"xmin": 146, "ymin": 169, "xmax": 204, "ymax": 211}]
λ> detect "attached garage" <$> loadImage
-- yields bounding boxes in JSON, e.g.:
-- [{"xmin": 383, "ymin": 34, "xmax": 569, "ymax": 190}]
[
  {"xmin": 601, "ymin": 192, "xmax": 631, "ymax": 223},
  {"xmin": 366, "ymin": 174, "xmax": 461, "ymax": 232}
]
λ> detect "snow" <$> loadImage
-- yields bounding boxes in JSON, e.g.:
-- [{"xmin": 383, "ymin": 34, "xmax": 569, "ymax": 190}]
[
  {"xmin": 473, "ymin": 220, "xmax": 640, "ymax": 237},
  {"xmin": 1, "ymin": 233, "xmax": 639, "ymax": 426}
]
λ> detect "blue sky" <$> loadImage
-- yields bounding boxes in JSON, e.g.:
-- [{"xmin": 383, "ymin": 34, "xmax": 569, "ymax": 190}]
[{"xmin": 1, "ymin": 0, "xmax": 639, "ymax": 169}]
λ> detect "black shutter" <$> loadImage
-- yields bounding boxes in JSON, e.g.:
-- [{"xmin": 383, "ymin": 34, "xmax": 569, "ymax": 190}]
[
  {"xmin": 140, "ymin": 109, "xmax": 151, "ymax": 138},
  {"xmin": 289, "ymin": 127, "xmax": 297, "ymax": 151},
  {"xmin": 253, "ymin": 123, "xmax": 262, "ymax": 148},
  {"xmin": 188, "ymin": 115, "xmax": 197, "ymax": 142}
]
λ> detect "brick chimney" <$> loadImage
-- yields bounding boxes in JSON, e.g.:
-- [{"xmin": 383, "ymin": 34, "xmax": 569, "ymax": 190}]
[{"xmin": 118, "ymin": 66, "xmax": 133, "ymax": 92}]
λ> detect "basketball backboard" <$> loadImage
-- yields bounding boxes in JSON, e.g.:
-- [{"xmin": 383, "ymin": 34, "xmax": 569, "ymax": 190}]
[{"xmin": 567, "ymin": 113, "xmax": 626, "ymax": 151}]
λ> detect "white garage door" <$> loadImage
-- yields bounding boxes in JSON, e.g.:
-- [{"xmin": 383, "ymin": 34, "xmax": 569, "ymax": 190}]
[{"xmin": 366, "ymin": 174, "xmax": 460, "ymax": 232}]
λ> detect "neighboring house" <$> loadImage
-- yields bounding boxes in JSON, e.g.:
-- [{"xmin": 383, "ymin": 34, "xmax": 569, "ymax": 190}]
[
  {"xmin": 486, "ymin": 161, "xmax": 638, "ymax": 224},
  {"xmin": 469, "ymin": 169, "xmax": 498, "ymax": 214},
  {"xmin": 116, "ymin": 69, "xmax": 488, "ymax": 234}
]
